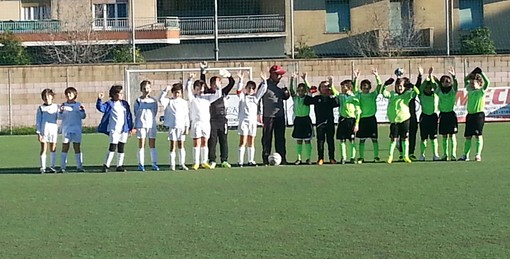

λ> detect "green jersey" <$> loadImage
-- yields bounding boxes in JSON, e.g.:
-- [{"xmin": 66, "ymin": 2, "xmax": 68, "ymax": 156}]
[
  {"xmin": 290, "ymin": 77, "xmax": 311, "ymax": 117},
  {"xmin": 337, "ymin": 94, "xmax": 361, "ymax": 124},
  {"xmin": 354, "ymin": 76, "xmax": 382, "ymax": 118},
  {"xmin": 437, "ymin": 77, "xmax": 458, "ymax": 112},
  {"xmin": 466, "ymin": 72, "xmax": 490, "ymax": 114},
  {"xmin": 418, "ymin": 79, "xmax": 439, "ymax": 115},
  {"xmin": 382, "ymin": 85, "xmax": 420, "ymax": 123}
]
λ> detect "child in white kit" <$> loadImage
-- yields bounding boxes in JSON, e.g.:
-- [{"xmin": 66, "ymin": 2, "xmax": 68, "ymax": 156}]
[
  {"xmin": 134, "ymin": 80, "xmax": 160, "ymax": 172},
  {"xmin": 186, "ymin": 73, "xmax": 222, "ymax": 170},
  {"xmin": 236, "ymin": 71, "xmax": 267, "ymax": 167},
  {"xmin": 36, "ymin": 88, "xmax": 59, "ymax": 174},
  {"xmin": 159, "ymin": 82, "xmax": 190, "ymax": 171},
  {"xmin": 59, "ymin": 87, "xmax": 86, "ymax": 173}
]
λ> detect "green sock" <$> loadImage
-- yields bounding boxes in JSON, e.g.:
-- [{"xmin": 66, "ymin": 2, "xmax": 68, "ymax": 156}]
[
  {"xmin": 420, "ymin": 140, "xmax": 427, "ymax": 156},
  {"xmin": 442, "ymin": 137, "xmax": 448, "ymax": 157},
  {"xmin": 373, "ymin": 141, "xmax": 379, "ymax": 158},
  {"xmin": 340, "ymin": 142, "xmax": 347, "ymax": 160},
  {"xmin": 350, "ymin": 142, "xmax": 356, "ymax": 159},
  {"xmin": 464, "ymin": 139, "xmax": 472, "ymax": 157},
  {"xmin": 296, "ymin": 143, "xmax": 303, "ymax": 161},
  {"xmin": 389, "ymin": 141, "xmax": 397, "ymax": 158},
  {"xmin": 359, "ymin": 141, "xmax": 365, "ymax": 159},
  {"xmin": 476, "ymin": 136, "xmax": 484, "ymax": 156},
  {"xmin": 451, "ymin": 135, "xmax": 457, "ymax": 158},
  {"xmin": 432, "ymin": 139, "xmax": 438, "ymax": 157},
  {"xmin": 402, "ymin": 139, "xmax": 409, "ymax": 158},
  {"xmin": 305, "ymin": 143, "xmax": 312, "ymax": 160}
]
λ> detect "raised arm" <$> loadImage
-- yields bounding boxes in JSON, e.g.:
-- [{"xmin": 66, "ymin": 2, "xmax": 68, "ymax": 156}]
[
  {"xmin": 481, "ymin": 71, "xmax": 490, "ymax": 90},
  {"xmin": 96, "ymin": 92, "xmax": 108, "ymax": 113},
  {"xmin": 448, "ymin": 67, "xmax": 458, "ymax": 92},
  {"xmin": 255, "ymin": 72, "xmax": 268, "ymax": 101},
  {"xmin": 222, "ymin": 72, "xmax": 236, "ymax": 95},
  {"xmin": 328, "ymin": 76, "xmax": 340, "ymax": 96},
  {"xmin": 381, "ymin": 84, "xmax": 391, "ymax": 98},
  {"xmin": 186, "ymin": 73, "xmax": 195, "ymax": 101},
  {"xmin": 236, "ymin": 71, "xmax": 245, "ymax": 97},
  {"xmin": 159, "ymin": 86, "xmax": 171, "ymax": 108},
  {"xmin": 200, "ymin": 61, "xmax": 207, "ymax": 82},
  {"xmin": 352, "ymin": 68, "xmax": 360, "ymax": 93},
  {"xmin": 415, "ymin": 66, "xmax": 424, "ymax": 89},
  {"xmin": 301, "ymin": 72, "xmax": 311, "ymax": 91},
  {"xmin": 373, "ymin": 68, "xmax": 382, "ymax": 94}
]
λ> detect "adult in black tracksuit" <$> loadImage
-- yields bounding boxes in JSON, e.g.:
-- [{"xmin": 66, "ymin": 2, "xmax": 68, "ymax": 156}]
[
  {"xmin": 260, "ymin": 65, "xmax": 290, "ymax": 165},
  {"xmin": 398, "ymin": 72, "xmax": 422, "ymax": 159},
  {"xmin": 202, "ymin": 66, "xmax": 235, "ymax": 167},
  {"xmin": 304, "ymin": 83, "xmax": 339, "ymax": 164}
]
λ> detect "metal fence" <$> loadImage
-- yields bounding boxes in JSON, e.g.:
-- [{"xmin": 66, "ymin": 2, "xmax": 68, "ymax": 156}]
[{"xmin": 179, "ymin": 14, "xmax": 285, "ymax": 35}]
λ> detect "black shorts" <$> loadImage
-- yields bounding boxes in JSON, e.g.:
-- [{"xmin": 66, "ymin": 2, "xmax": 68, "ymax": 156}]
[
  {"xmin": 439, "ymin": 111, "xmax": 458, "ymax": 135},
  {"xmin": 464, "ymin": 112, "xmax": 485, "ymax": 137},
  {"xmin": 336, "ymin": 117, "xmax": 356, "ymax": 140},
  {"xmin": 292, "ymin": 116, "xmax": 313, "ymax": 139},
  {"xmin": 356, "ymin": 115, "xmax": 378, "ymax": 139},
  {"xmin": 419, "ymin": 113, "xmax": 438, "ymax": 140},
  {"xmin": 389, "ymin": 119, "xmax": 410, "ymax": 139}
]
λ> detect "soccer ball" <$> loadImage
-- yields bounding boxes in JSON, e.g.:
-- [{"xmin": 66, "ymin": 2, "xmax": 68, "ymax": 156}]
[
  {"xmin": 394, "ymin": 68, "xmax": 404, "ymax": 77},
  {"xmin": 268, "ymin": 152, "xmax": 282, "ymax": 166}
]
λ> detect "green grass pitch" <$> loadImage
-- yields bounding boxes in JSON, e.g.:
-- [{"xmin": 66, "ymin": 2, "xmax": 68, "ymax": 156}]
[{"xmin": 1, "ymin": 123, "xmax": 510, "ymax": 258}]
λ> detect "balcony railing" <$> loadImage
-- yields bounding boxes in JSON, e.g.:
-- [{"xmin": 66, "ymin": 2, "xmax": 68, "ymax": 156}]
[
  {"xmin": 93, "ymin": 17, "xmax": 179, "ymax": 31},
  {"xmin": 0, "ymin": 20, "xmax": 60, "ymax": 33},
  {"xmin": 179, "ymin": 14, "xmax": 285, "ymax": 35}
]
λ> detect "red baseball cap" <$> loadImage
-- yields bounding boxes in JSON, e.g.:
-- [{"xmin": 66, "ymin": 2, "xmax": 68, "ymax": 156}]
[{"xmin": 269, "ymin": 65, "xmax": 286, "ymax": 75}]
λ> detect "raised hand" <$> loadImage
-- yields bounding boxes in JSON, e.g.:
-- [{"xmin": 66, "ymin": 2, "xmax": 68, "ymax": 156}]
[
  {"xmin": 291, "ymin": 72, "xmax": 298, "ymax": 80},
  {"xmin": 428, "ymin": 66, "xmax": 434, "ymax": 76},
  {"xmin": 301, "ymin": 72, "xmax": 307, "ymax": 81},
  {"xmin": 237, "ymin": 70, "xmax": 244, "ymax": 80},
  {"xmin": 260, "ymin": 72, "xmax": 267, "ymax": 80},
  {"xmin": 98, "ymin": 92, "xmax": 104, "ymax": 99},
  {"xmin": 372, "ymin": 68, "xmax": 378, "ymax": 76},
  {"xmin": 188, "ymin": 73, "xmax": 195, "ymax": 80},
  {"xmin": 199, "ymin": 61, "xmax": 208, "ymax": 70},
  {"xmin": 418, "ymin": 66, "xmax": 424, "ymax": 76},
  {"xmin": 448, "ymin": 67, "xmax": 455, "ymax": 77},
  {"xmin": 353, "ymin": 69, "xmax": 360, "ymax": 78},
  {"xmin": 165, "ymin": 85, "xmax": 172, "ymax": 91},
  {"xmin": 328, "ymin": 76, "xmax": 333, "ymax": 85}
]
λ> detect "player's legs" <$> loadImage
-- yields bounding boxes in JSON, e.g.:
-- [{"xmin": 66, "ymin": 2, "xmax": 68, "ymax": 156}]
[
  {"xmin": 296, "ymin": 139, "xmax": 303, "ymax": 164},
  {"xmin": 200, "ymin": 137, "xmax": 210, "ymax": 167},
  {"xmin": 247, "ymin": 135, "xmax": 256, "ymax": 165},
  {"xmin": 217, "ymin": 123, "xmax": 229, "ymax": 165},
  {"xmin": 358, "ymin": 138, "xmax": 366, "ymax": 162},
  {"xmin": 60, "ymin": 141, "xmax": 70, "ymax": 171},
  {"xmin": 408, "ymin": 118, "xmax": 418, "ymax": 160},
  {"xmin": 208, "ymin": 123, "xmax": 219, "ymax": 164},
  {"xmin": 387, "ymin": 123, "xmax": 399, "ymax": 164},
  {"xmin": 72, "ymin": 142, "xmax": 83, "ymax": 171},
  {"xmin": 137, "ymin": 134, "xmax": 146, "ymax": 170},
  {"xmin": 39, "ymin": 140, "xmax": 48, "ymax": 172},
  {"xmin": 261, "ymin": 117, "xmax": 274, "ymax": 165},
  {"xmin": 326, "ymin": 123, "xmax": 335, "ymax": 162},
  {"xmin": 192, "ymin": 138, "xmax": 201, "ymax": 169},
  {"xmin": 177, "ymin": 140, "xmax": 187, "ymax": 170},
  {"xmin": 316, "ymin": 124, "xmax": 326, "ymax": 164},
  {"xmin": 238, "ymin": 135, "xmax": 247, "ymax": 165},
  {"xmin": 274, "ymin": 116, "xmax": 287, "ymax": 165}
]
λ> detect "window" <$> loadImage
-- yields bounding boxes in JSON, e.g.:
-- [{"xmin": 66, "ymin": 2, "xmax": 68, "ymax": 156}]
[
  {"xmin": 459, "ymin": 0, "xmax": 483, "ymax": 30},
  {"xmin": 389, "ymin": 0, "xmax": 414, "ymax": 36},
  {"xmin": 22, "ymin": 5, "xmax": 51, "ymax": 20},
  {"xmin": 93, "ymin": 3, "xmax": 128, "ymax": 29},
  {"xmin": 325, "ymin": 0, "xmax": 350, "ymax": 33}
]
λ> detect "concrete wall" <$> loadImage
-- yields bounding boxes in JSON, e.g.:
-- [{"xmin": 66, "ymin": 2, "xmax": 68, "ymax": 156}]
[
  {"xmin": 0, "ymin": 1, "xmax": 21, "ymax": 20},
  {"xmin": 0, "ymin": 55, "xmax": 509, "ymax": 129}
]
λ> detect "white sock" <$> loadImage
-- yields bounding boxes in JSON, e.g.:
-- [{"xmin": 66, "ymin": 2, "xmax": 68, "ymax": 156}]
[
  {"xmin": 50, "ymin": 152, "xmax": 56, "ymax": 167},
  {"xmin": 40, "ymin": 154, "xmax": 47, "ymax": 169},
  {"xmin": 105, "ymin": 151, "xmax": 115, "ymax": 167},
  {"xmin": 238, "ymin": 146, "xmax": 246, "ymax": 164},
  {"xmin": 150, "ymin": 148, "xmax": 158, "ymax": 164},
  {"xmin": 61, "ymin": 152, "xmax": 68, "ymax": 169},
  {"xmin": 248, "ymin": 147, "xmax": 255, "ymax": 163},
  {"xmin": 75, "ymin": 153, "xmax": 83, "ymax": 169},
  {"xmin": 118, "ymin": 153, "xmax": 125, "ymax": 167},
  {"xmin": 193, "ymin": 147, "xmax": 200, "ymax": 165},
  {"xmin": 200, "ymin": 147, "xmax": 208, "ymax": 164},
  {"xmin": 170, "ymin": 151, "xmax": 176, "ymax": 167},
  {"xmin": 137, "ymin": 148, "xmax": 144, "ymax": 165},
  {"xmin": 179, "ymin": 148, "xmax": 186, "ymax": 166}
]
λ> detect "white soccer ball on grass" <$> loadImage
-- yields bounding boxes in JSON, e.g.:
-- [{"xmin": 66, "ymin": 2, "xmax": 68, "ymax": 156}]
[{"xmin": 268, "ymin": 152, "xmax": 282, "ymax": 166}]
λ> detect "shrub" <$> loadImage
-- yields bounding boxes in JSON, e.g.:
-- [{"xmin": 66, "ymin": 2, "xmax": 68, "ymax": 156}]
[
  {"xmin": 460, "ymin": 27, "xmax": 496, "ymax": 55},
  {"xmin": 0, "ymin": 31, "xmax": 31, "ymax": 65},
  {"xmin": 112, "ymin": 46, "xmax": 145, "ymax": 63}
]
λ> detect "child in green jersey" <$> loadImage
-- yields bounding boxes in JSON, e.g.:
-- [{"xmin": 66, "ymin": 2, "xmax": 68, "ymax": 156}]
[
  {"xmin": 417, "ymin": 67, "xmax": 440, "ymax": 161},
  {"xmin": 382, "ymin": 77, "xmax": 420, "ymax": 164},
  {"xmin": 290, "ymin": 72, "xmax": 313, "ymax": 165},
  {"xmin": 354, "ymin": 68, "xmax": 384, "ymax": 163},
  {"xmin": 333, "ymin": 79, "xmax": 361, "ymax": 164},
  {"xmin": 459, "ymin": 67, "xmax": 490, "ymax": 162},
  {"xmin": 438, "ymin": 67, "xmax": 459, "ymax": 161}
]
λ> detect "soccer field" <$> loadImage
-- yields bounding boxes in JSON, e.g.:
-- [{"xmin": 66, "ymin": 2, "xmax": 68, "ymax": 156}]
[{"xmin": 1, "ymin": 123, "xmax": 510, "ymax": 258}]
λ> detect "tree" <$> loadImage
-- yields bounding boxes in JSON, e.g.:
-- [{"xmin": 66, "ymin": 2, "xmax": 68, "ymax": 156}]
[
  {"xmin": 0, "ymin": 31, "xmax": 30, "ymax": 65},
  {"xmin": 294, "ymin": 40, "xmax": 317, "ymax": 59},
  {"xmin": 460, "ymin": 27, "xmax": 496, "ymax": 55},
  {"xmin": 112, "ymin": 46, "xmax": 145, "ymax": 63}
]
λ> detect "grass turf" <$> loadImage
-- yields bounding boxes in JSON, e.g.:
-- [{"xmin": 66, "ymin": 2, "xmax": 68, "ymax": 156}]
[{"xmin": 1, "ymin": 123, "xmax": 510, "ymax": 257}]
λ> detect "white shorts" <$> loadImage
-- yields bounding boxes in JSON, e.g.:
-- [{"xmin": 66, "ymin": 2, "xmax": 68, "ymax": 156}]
[
  {"xmin": 191, "ymin": 121, "xmax": 211, "ymax": 139},
  {"xmin": 136, "ymin": 127, "xmax": 157, "ymax": 139},
  {"xmin": 238, "ymin": 120, "xmax": 257, "ymax": 136},
  {"xmin": 41, "ymin": 130, "xmax": 58, "ymax": 144},
  {"xmin": 109, "ymin": 131, "xmax": 128, "ymax": 144},
  {"xmin": 62, "ymin": 132, "xmax": 82, "ymax": 144},
  {"xmin": 168, "ymin": 127, "xmax": 186, "ymax": 142}
]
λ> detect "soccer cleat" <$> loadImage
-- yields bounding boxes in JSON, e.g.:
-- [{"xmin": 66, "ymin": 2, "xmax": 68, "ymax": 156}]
[
  {"xmin": 102, "ymin": 164, "xmax": 110, "ymax": 173},
  {"xmin": 209, "ymin": 162, "xmax": 217, "ymax": 169},
  {"xmin": 180, "ymin": 165, "xmax": 189, "ymax": 171},
  {"xmin": 403, "ymin": 157, "xmax": 412, "ymax": 163},
  {"xmin": 170, "ymin": 165, "xmax": 176, "ymax": 171},
  {"xmin": 47, "ymin": 167, "xmax": 57, "ymax": 173},
  {"xmin": 340, "ymin": 159, "xmax": 346, "ymax": 165},
  {"xmin": 295, "ymin": 159, "xmax": 302, "ymax": 165},
  {"xmin": 374, "ymin": 157, "xmax": 380, "ymax": 163},
  {"xmin": 305, "ymin": 159, "xmax": 312, "ymax": 165},
  {"xmin": 329, "ymin": 159, "xmax": 337, "ymax": 164},
  {"xmin": 349, "ymin": 158, "xmax": 356, "ymax": 164},
  {"xmin": 398, "ymin": 156, "xmax": 404, "ymax": 162},
  {"xmin": 152, "ymin": 163, "xmax": 160, "ymax": 171},
  {"xmin": 221, "ymin": 161, "xmax": 231, "ymax": 168},
  {"xmin": 450, "ymin": 156, "xmax": 457, "ymax": 161},
  {"xmin": 137, "ymin": 164, "xmax": 146, "ymax": 172},
  {"xmin": 475, "ymin": 155, "xmax": 481, "ymax": 162},
  {"xmin": 440, "ymin": 155, "xmax": 448, "ymax": 161},
  {"xmin": 238, "ymin": 163, "xmax": 244, "ymax": 168},
  {"xmin": 77, "ymin": 168, "xmax": 85, "ymax": 173},
  {"xmin": 458, "ymin": 155, "xmax": 470, "ymax": 162},
  {"xmin": 58, "ymin": 169, "xmax": 66, "ymax": 174},
  {"xmin": 317, "ymin": 159, "xmax": 324, "ymax": 165},
  {"xmin": 357, "ymin": 158, "xmax": 364, "ymax": 164},
  {"xmin": 201, "ymin": 163, "xmax": 212, "ymax": 169},
  {"xmin": 409, "ymin": 154, "xmax": 417, "ymax": 161},
  {"xmin": 247, "ymin": 162, "xmax": 258, "ymax": 167},
  {"xmin": 191, "ymin": 164, "xmax": 200, "ymax": 170},
  {"xmin": 433, "ymin": 155, "xmax": 441, "ymax": 161},
  {"xmin": 116, "ymin": 166, "xmax": 127, "ymax": 172},
  {"xmin": 40, "ymin": 168, "xmax": 46, "ymax": 174},
  {"xmin": 387, "ymin": 157, "xmax": 393, "ymax": 164},
  {"xmin": 418, "ymin": 155, "xmax": 426, "ymax": 161}
]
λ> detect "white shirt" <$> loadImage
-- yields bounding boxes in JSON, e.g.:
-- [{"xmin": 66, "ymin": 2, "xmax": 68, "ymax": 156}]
[
  {"xmin": 186, "ymin": 79, "xmax": 221, "ymax": 124},
  {"xmin": 159, "ymin": 90, "xmax": 190, "ymax": 129},
  {"xmin": 134, "ymin": 96, "xmax": 158, "ymax": 129},
  {"xmin": 237, "ymin": 79, "xmax": 267, "ymax": 123},
  {"xmin": 36, "ymin": 103, "xmax": 59, "ymax": 134},
  {"xmin": 59, "ymin": 101, "xmax": 86, "ymax": 134},
  {"xmin": 108, "ymin": 101, "xmax": 126, "ymax": 132}
]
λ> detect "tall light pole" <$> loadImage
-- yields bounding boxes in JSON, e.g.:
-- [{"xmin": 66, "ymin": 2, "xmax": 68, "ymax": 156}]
[
  {"xmin": 214, "ymin": 0, "xmax": 219, "ymax": 61},
  {"xmin": 290, "ymin": 0, "xmax": 295, "ymax": 59},
  {"xmin": 131, "ymin": 0, "xmax": 136, "ymax": 62},
  {"xmin": 445, "ymin": 0, "xmax": 450, "ymax": 56}
]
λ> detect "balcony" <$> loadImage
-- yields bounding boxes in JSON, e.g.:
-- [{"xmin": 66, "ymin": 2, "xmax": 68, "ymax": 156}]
[
  {"xmin": 93, "ymin": 17, "xmax": 179, "ymax": 31},
  {"xmin": 0, "ymin": 20, "xmax": 60, "ymax": 33}
]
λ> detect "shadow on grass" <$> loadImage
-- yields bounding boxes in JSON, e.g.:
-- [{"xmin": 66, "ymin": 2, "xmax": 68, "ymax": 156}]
[{"xmin": 0, "ymin": 165, "xmax": 120, "ymax": 175}]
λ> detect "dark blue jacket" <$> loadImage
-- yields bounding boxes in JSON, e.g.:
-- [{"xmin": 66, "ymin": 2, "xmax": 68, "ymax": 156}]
[{"xmin": 96, "ymin": 98, "xmax": 133, "ymax": 135}]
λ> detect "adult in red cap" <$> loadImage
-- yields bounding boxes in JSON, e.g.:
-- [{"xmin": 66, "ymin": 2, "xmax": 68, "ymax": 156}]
[{"xmin": 260, "ymin": 65, "xmax": 290, "ymax": 165}]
